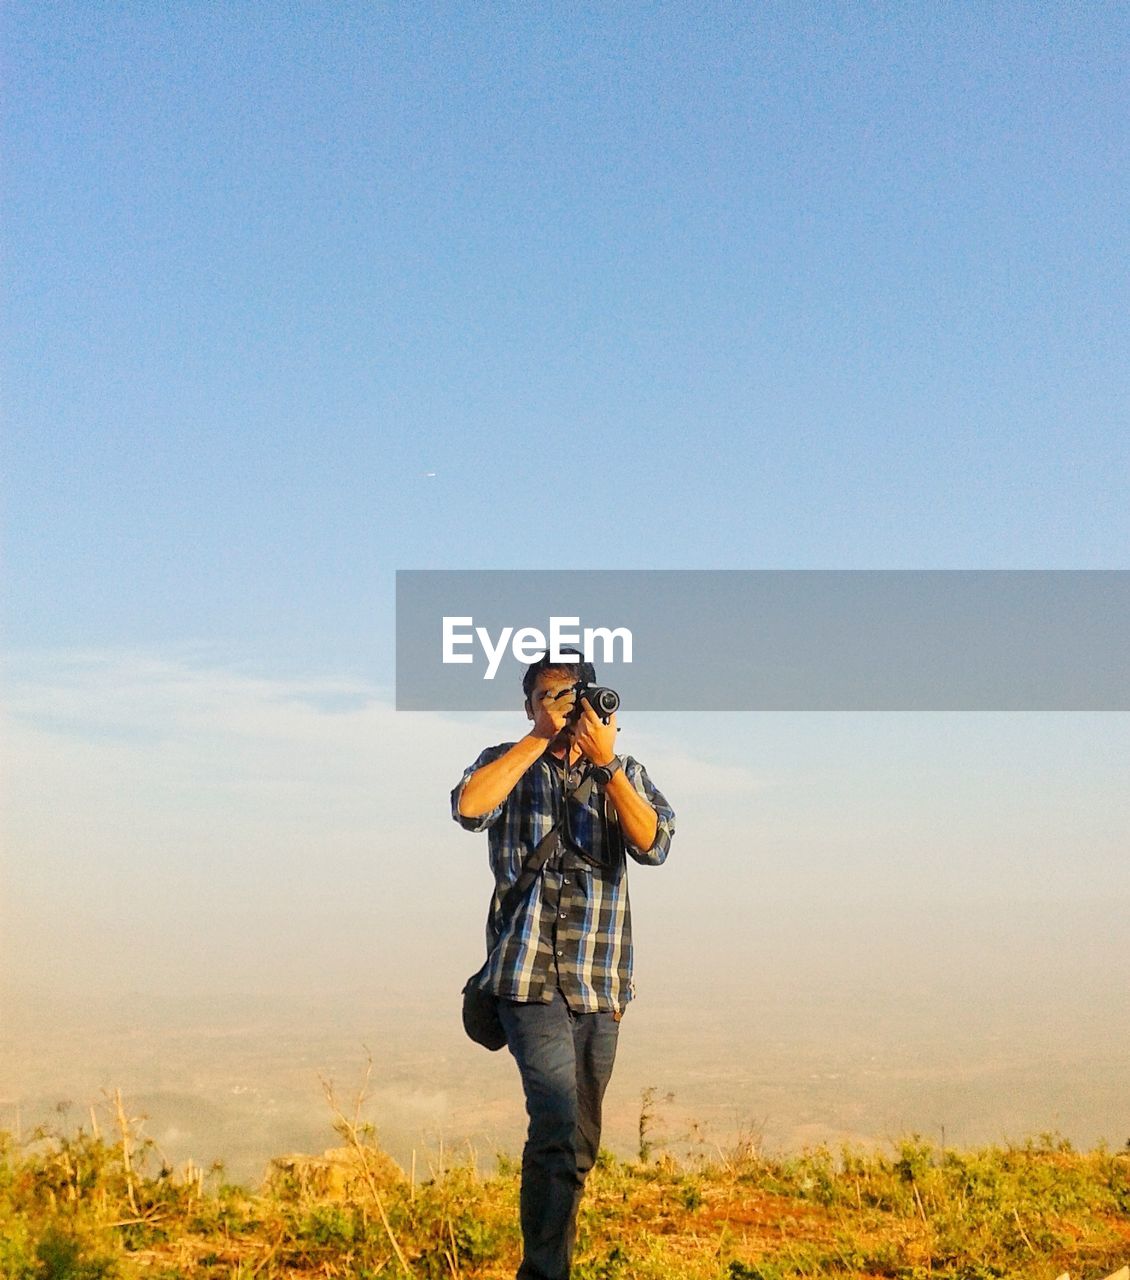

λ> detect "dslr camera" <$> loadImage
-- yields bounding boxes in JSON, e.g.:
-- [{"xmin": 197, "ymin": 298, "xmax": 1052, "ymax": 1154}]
[{"xmin": 562, "ymin": 680, "xmax": 620, "ymax": 725}]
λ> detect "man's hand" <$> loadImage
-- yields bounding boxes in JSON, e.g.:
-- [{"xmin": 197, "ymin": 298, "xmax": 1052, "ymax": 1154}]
[
  {"xmin": 572, "ymin": 697, "xmax": 617, "ymax": 766},
  {"xmin": 530, "ymin": 682, "xmax": 577, "ymax": 743}
]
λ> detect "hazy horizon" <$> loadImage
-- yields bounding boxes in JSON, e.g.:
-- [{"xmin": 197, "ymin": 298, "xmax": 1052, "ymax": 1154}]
[
  {"xmin": 6, "ymin": 909, "xmax": 1129, "ymax": 1189},
  {"xmin": 5, "ymin": 647, "xmax": 1128, "ymax": 1186}
]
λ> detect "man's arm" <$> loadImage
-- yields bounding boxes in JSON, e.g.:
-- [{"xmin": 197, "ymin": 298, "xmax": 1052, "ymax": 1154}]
[
  {"xmin": 615, "ymin": 758, "xmax": 676, "ymax": 865},
  {"xmin": 456, "ymin": 734, "xmax": 548, "ymax": 818},
  {"xmin": 456, "ymin": 684, "xmax": 576, "ymax": 818},
  {"xmin": 571, "ymin": 700, "xmax": 672, "ymax": 858},
  {"xmin": 602, "ymin": 766, "xmax": 659, "ymax": 851}
]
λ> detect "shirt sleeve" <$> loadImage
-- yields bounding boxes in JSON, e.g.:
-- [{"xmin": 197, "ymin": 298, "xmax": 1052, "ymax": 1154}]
[
  {"xmin": 620, "ymin": 756, "xmax": 675, "ymax": 866},
  {"xmin": 450, "ymin": 743, "xmax": 512, "ymax": 832}
]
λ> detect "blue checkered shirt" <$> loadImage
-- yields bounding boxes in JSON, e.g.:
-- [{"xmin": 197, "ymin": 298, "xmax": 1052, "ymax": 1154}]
[{"xmin": 452, "ymin": 745, "xmax": 675, "ymax": 1014}]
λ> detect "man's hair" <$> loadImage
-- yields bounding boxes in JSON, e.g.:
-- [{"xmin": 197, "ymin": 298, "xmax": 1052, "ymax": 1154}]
[{"xmin": 522, "ymin": 648, "xmax": 596, "ymax": 704}]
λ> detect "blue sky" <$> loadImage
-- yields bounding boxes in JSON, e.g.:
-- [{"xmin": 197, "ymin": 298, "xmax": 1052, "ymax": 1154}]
[
  {"xmin": 4, "ymin": 1, "xmax": 1129, "ymax": 1084},
  {"xmin": 5, "ymin": 2, "xmax": 1128, "ymax": 679}
]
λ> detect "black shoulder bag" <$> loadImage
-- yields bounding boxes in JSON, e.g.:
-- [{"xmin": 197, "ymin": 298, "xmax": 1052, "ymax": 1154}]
[{"xmin": 461, "ymin": 823, "xmax": 563, "ymax": 1050}]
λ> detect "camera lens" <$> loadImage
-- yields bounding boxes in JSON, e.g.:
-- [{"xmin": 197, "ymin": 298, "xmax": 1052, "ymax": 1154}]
[{"xmin": 592, "ymin": 688, "xmax": 619, "ymax": 717}]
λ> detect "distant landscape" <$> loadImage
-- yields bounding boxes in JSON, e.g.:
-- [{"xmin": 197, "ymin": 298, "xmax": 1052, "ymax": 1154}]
[{"xmin": 5, "ymin": 949, "xmax": 1127, "ymax": 1190}]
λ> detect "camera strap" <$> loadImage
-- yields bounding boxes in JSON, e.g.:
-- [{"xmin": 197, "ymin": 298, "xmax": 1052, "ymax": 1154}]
[
  {"xmin": 569, "ymin": 770, "xmax": 597, "ymax": 809},
  {"xmin": 558, "ymin": 752, "xmax": 622, "ymax": 870}
]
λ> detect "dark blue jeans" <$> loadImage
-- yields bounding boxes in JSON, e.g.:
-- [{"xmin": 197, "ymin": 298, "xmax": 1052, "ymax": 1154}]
[{"xmin": 498, "ymin": 989, "xmax": 620, "ymax": 1280}]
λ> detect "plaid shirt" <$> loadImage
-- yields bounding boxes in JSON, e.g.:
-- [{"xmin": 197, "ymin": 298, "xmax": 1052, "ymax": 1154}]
[{"xmin": 452, "ymin": 745, "xmax": 675, "ymax": 1014}]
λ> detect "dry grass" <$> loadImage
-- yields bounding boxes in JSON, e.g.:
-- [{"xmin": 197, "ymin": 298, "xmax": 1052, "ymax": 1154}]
[{"xmin": 3, "ymin": 1091, "xmax": 1130, "ymax": 1280}]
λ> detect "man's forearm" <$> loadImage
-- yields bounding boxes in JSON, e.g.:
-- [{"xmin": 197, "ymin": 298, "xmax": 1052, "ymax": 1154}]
[
  {"xmin": 603, "ymin": 770, "xmax": 659, "ymax": 851},
  {"xmin": 457, "ymin": 734, "xmax": 549, "ymax": 817}
]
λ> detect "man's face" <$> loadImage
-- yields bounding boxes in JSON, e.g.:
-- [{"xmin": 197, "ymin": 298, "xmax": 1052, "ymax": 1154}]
[{"xmin": 527, "ymin": 668, "xmax": 579, "ymax": 743}]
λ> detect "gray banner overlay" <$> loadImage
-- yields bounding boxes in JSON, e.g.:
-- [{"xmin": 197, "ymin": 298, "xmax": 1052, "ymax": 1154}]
[{"xmin": 396, "ymin": 570, "xmax": 1130, "ymax": 711}]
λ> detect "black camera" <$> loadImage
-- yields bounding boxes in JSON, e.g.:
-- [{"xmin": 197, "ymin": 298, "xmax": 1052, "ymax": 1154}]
[{"xmin": 564, "ymin": 681, "xmax": 620, "ymax": 725}]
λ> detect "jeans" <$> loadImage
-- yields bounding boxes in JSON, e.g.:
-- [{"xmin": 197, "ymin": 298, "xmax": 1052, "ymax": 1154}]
[{"xmin": 497, "ymin": 989, "xmax": 620, "ymax": 1280}]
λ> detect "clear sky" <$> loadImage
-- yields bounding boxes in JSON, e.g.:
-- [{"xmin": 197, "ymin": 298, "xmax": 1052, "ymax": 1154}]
[
  {"xmin": 6, "ymin": 3, "xmax": 1128, "ymax": 667},
  {"xmin": 3, "ymin": 3, "xmax": 1129, "ymax": 1148}
]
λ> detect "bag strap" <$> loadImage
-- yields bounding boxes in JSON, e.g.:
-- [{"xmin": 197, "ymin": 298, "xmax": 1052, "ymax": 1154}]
[
  {"xmin": 491, "ymin": 755, "xmax": 608, "ymax": 935},
  {"xmin": 496, "ymin": 824, "xmax": 562, "ymax": 923},
  {"xmin": 496, "ymin": 751, "xmax": 587, "ymax": 921}
]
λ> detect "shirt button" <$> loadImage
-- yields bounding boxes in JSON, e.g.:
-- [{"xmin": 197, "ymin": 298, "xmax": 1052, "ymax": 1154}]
[
  {"xmin": 559, "ymin": 912, "xmax": 566, "ymax": 919},
  {"xmin": 556, "ymin": 950, "xmax": 563, "ymax": 956},
  {"xmin": 563, "ymin": 878, "xmax": 569, "ymax": 885}
]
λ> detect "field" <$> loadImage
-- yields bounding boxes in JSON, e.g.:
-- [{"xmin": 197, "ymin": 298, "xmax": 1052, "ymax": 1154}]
[{"xmin": 5, "ymin": 1083, "xmax": 1130, "ymax": 1280}]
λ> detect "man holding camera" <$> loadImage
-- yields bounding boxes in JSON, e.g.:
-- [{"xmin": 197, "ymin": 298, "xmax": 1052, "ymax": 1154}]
[{"xmin": 451, "ymin": 650, "xmax": 675, "ymax": 1280}]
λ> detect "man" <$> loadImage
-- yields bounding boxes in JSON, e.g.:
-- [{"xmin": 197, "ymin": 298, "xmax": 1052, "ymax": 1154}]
[{"xmin": 451, "ymin": 650, "xmax": 675, "ymax": 1280}]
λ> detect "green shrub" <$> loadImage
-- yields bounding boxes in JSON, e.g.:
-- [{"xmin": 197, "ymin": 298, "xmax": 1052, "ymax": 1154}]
[{"xmin": 31, "ymin": 1224, "xmax": 117, "ymax": 1280}]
